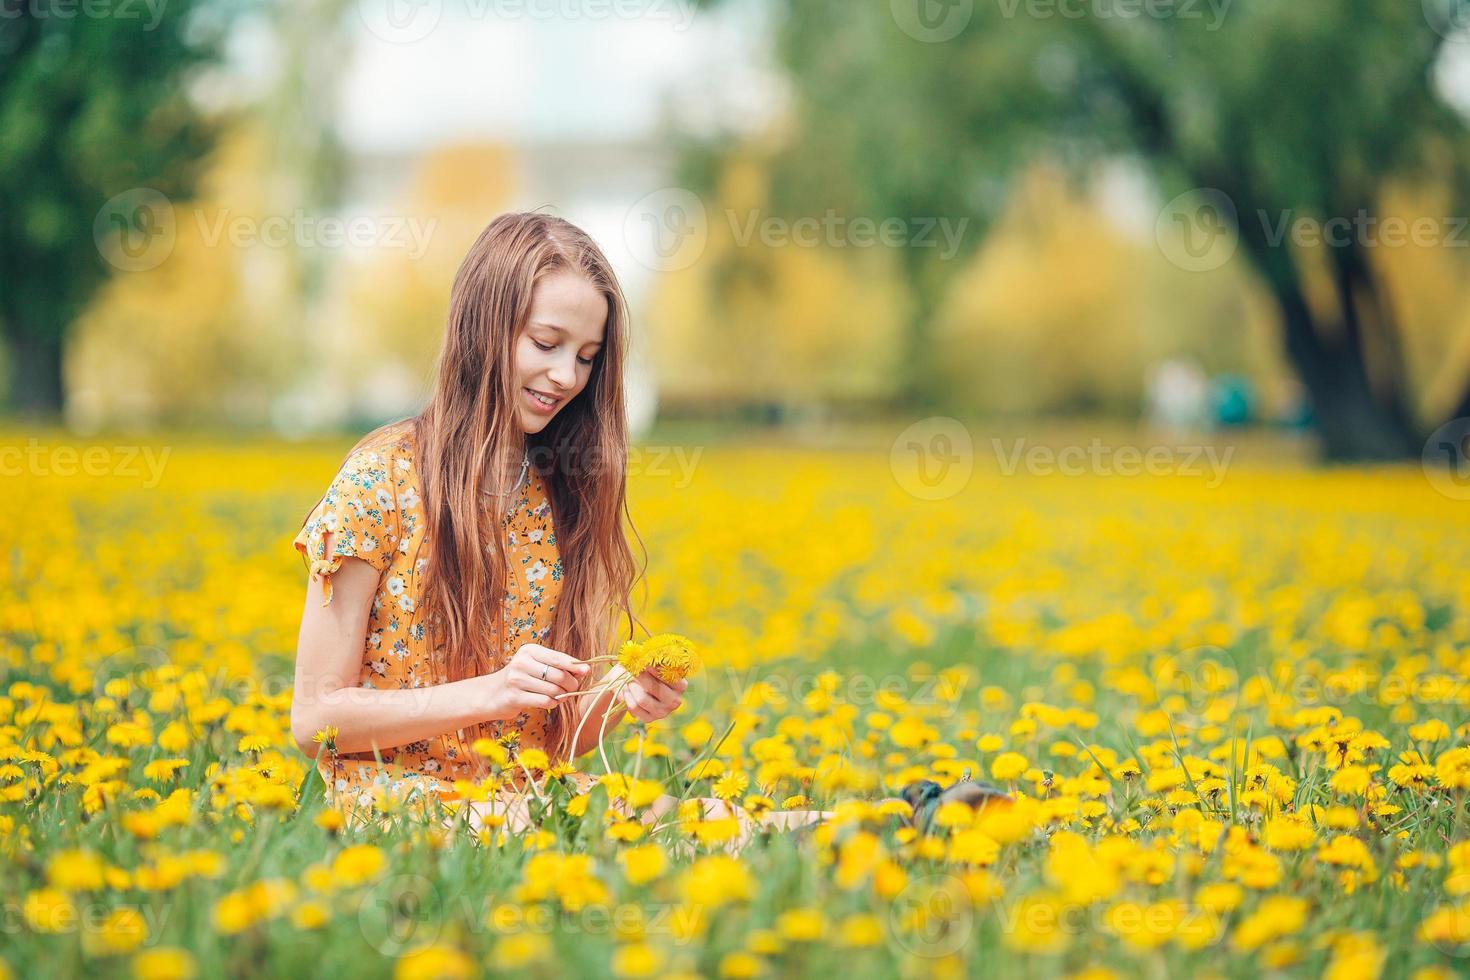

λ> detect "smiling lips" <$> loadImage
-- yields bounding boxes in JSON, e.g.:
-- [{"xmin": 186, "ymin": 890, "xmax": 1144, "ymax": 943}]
[{"xmin": 524, "ymin": 387, "xmax": 562, "ymax": 414}]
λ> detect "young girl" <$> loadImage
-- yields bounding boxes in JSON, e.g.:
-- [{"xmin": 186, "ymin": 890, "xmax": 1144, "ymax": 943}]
[{"xmin": 290, "ymin": 212, "xmax": 826, "ymax": 842}]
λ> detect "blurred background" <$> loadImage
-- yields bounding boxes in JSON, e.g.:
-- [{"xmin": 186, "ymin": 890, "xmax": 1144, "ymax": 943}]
[{"xmin": 4, "ymin": 0, "xmax": 1470, "ymax": 462}]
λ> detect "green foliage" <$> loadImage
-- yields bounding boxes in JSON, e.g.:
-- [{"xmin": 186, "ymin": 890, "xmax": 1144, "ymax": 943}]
[
  {"xmin": 0, "ymin": 0, "xmax": 236, "ymax": 413},
  {"xmin": 694, "ymin": 0, "xmax": 1470, "ymax": 457}
]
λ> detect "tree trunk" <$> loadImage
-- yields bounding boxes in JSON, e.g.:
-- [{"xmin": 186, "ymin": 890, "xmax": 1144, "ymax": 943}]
[
  {"xmin": 1230, "ymin": 200, "xmax": 1419, "ymax": 461},
  {"xmin": 5, "ymin": 331, "xmax": 65, "ymax": 418},
  {"xmin": 1448, "ymin": 373, "xmax": 1470, "ymax": 424},
  {"xmin": 1272, "ymin": 285, "xmax": 1419, "ymax": 462},
  {"xmin": 896, "ymin": 249, "xmax": 947, "ymax": 413}
]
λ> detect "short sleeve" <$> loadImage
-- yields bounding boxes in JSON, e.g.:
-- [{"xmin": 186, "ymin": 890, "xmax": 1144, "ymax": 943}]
[{"xmin": 293, "ymin": 446, "xmax": 402, "ymax": 606}]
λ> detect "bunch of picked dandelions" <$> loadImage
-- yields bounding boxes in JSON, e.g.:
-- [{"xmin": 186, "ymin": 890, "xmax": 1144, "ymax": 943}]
[{"xmin": 559, "ymin": 633, "xmax": 701, "ymax": 772}]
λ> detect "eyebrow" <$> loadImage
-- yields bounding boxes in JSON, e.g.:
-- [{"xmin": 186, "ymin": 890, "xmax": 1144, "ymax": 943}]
[{"xmin": 531, "ymin": 321, "xmax": 603, "ymax": 348}]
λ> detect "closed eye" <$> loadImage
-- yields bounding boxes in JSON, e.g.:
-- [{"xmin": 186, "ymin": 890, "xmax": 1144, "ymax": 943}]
[{"xmin": 534, "ymin": 339, "xmax": 597, "ymax": 365}]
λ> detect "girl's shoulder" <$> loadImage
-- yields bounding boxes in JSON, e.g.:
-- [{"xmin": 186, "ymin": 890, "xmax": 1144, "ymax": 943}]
[
  {"xmin": 295, "ymin": 423, "xmax": 420, "ymax": 600},
  {"xmin": 349, "ymin": 422, "xmax": 418, "ymax": 486}
]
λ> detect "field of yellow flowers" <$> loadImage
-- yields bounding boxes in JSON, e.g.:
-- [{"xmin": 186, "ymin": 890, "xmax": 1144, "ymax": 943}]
[{"xmin": 2, "ymin": 430, "xmax": 1469, "ymax": 979}]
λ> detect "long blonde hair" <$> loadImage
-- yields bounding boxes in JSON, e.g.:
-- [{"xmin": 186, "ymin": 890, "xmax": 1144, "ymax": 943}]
[{"xmin": 336, "ymin": 212, "xmax": 645, "ymax": 764}]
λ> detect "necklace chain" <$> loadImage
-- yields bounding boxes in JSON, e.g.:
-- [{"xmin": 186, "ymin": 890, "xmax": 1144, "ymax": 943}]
[{"xmin": 483, "ymin": 449, "xmax": 530, "ymax": 498}]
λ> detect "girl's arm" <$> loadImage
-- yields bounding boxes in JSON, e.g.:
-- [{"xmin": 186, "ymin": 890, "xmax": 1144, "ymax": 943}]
[{"xmin": 290, "ymin": 555, "xmax": 587, "ymax": 758}]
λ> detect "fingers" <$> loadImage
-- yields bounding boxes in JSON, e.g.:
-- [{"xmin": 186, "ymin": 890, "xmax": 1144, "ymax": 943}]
[
  {"xmin": 527, "ymin": 664, "xmax": 580, "ymax": 695},
  {"xmin": 507, "ymin": 692, "xmax": 557, "ymax": 712},
  {"xmin": 635, "ymin": 672, "xmax": 685, "ymax": 707},
  {"xmin": 524, "ymin": 644, "xmax": 590, "ymax": 677},
  {"xmin": 623, "ymin": 676, "xmax": 682, "ymax": 722},
  {"xmin": 510, "ymin": 644, "xmax": 589, "ymax": 697},
  {"xmin": 516, "ymin": 677, "xmax": 563, "ymax": 700},
  {"xmin": 623, "ymin": 684, "xmax": 657, "ymax": 722}
]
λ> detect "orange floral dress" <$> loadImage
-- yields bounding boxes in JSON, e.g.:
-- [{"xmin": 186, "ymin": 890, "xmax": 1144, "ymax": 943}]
[{"xmin": 292, "ymin": 427, "xmax": 590, "ymax": 821}]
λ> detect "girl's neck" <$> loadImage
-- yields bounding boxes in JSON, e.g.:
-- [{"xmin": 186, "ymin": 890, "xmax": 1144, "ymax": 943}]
[{"xmin": 490, "ymin": 440, "xmax": 529, "ymax": 491}]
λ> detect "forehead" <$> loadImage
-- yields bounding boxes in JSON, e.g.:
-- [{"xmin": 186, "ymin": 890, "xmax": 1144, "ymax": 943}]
[{"xmin": 527, "ymin": 269, "xmax": 607, "ymax": 346}]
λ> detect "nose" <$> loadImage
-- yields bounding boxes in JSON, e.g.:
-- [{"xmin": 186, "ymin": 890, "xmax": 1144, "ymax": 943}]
[{"xmin": 547, "ymin": 352, "xmax": 577, "ymax": 391}]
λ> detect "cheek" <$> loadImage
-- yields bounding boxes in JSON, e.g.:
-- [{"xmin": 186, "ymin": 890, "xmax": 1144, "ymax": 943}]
[
  {"xmin": 562, "ymin": 366, "xmax": 593, "ymax": 399},
  {"xmin": 512, "ymin": 341, "xmax": 535, "ymax": 381}
]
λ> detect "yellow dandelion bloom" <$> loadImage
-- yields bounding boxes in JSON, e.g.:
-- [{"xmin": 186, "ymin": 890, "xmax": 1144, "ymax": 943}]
[
  {"xmin": 130, "ymin": 948, "xmax": 197, "ymax": 980},
  {"xmin": 489, "ymin": 933, "xmax": 551, "ymax": 969},
  {"xmin": 621, "ymin": 843, "xmax": 668, "ymax": 886},
  {"xmin": 392, "ymin": 945, "xmax": 474, "ymax": 980},
  {"xmin": 610, "ymin": 942, "xmax": 665, "ymax": 979}
]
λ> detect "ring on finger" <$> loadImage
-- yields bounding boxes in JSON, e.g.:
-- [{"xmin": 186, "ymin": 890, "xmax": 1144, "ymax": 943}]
[{"xmin": 540, "ymin": 667, "xmax": 548, "ymax": 681}]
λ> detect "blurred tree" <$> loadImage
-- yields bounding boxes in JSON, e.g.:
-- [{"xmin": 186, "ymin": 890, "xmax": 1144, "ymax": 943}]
[
  {"xmin": 63, "ymin": 0, "xmax": 352, "ymax": 430},
  {"xmin": 933, "ymin": 166, "xmax": 1288, "ymax": 418},
  {"xmin": 694, "ymin": 0, "xmax": 1470, "ymax": 459},
  {"xmin": 337, "ymin": 143, "xmax": 518, "ymax": 421},
  {"xmin": 647, "ymin": 150, "xmax": 907, "ymax": 415},
  {"xmin": 70, "ymin": 124, "xmax": 323, "ymax": 428},
  {"xmin": 255, "ymin": 0, "xmax": 354, "ymax": 429},
  {"xmin": 0, "ymin": 0, "xmax": 234, "ymax": 416}
]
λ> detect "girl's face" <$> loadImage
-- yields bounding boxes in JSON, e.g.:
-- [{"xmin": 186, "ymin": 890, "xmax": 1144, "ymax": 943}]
[{"xmin": 514, "ymin": 269, "xmax": 607, "ymax": 434}]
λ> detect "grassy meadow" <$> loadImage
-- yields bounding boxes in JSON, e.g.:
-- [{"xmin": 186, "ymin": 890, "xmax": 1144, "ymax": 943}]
[{"xmin": 1, "ymin": 428, "xmax": 1467, "ymax": 979}]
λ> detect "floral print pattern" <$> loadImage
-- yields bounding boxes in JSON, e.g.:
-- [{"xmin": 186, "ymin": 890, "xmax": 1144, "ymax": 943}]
[{"xmin": 292, "ymin": 429, "xmax": 580, "ymax": 819}]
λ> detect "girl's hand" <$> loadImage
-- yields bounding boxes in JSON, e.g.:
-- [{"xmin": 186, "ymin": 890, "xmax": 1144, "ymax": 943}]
[
  {"xmin": 621, "ymin": 669, "xmax": 687, "ymax": 723},
  {"xmin": 487, "ymin": 643, "xmax": 589, "ymax": 716}
]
